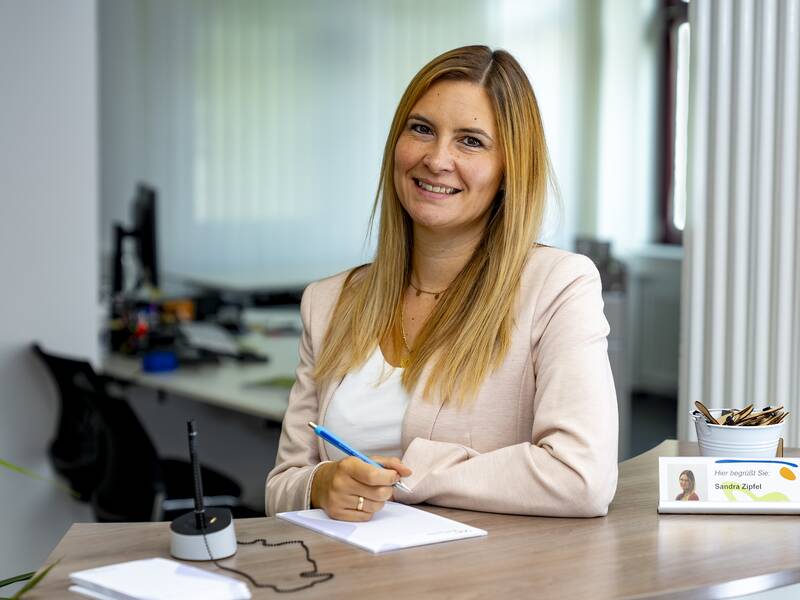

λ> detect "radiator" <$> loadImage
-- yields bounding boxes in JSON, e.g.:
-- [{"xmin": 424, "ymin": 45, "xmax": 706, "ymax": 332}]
[{"xmin": 680, "ymin": 0, "xmax": 800, "ymax": 444}]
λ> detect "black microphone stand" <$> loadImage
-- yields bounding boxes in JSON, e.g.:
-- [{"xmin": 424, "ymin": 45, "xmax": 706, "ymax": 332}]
[{"xmin": 169, "ymin": 420, "xmax": 237, "ymax": 560}]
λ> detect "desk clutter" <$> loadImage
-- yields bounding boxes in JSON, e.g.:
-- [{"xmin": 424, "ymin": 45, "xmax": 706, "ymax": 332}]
[{"xmin": 108, "ymin": 297, "xmax": 271, "ymax": 371}]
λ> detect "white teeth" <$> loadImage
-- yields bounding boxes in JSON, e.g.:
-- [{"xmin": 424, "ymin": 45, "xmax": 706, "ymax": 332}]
[{"xmin": 416, "ymin": 179, "xmax": 457, "ymax": 194}]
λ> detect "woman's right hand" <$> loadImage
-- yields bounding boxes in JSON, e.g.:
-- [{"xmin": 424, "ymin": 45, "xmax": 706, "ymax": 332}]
[{"xmin": 310, "ymin": 456, "xmax": 412, "ymax": 521}]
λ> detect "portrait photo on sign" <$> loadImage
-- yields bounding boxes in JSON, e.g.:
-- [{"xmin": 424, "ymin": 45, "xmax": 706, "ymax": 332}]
[{"xmin": 669, "ymin": 464, "xmax": 707, "ymax": 501}]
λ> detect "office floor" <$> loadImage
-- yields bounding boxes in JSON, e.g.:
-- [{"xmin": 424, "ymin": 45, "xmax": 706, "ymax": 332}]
[{"xmin": 630, "ymin": 391, "xmax": 678, "ymax": 457}]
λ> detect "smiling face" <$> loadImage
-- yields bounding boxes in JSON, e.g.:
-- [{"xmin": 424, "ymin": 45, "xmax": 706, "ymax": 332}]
[
  {"xmin": 393, "ymin": 80, "xmax": 504, "ymax": 238},
  {"xmin": 679, "ymin": 474, "xmax": 691, "ymax": 491}
]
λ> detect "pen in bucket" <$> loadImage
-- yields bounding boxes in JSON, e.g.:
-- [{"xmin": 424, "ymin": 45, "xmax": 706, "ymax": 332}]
[{"xmin": 308, "ymin": 421, "xmax": 412, "ymax": 493}]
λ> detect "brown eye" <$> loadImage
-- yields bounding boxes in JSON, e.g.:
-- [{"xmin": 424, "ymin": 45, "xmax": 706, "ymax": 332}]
[{"xmin": 463, "ymin": 136, "xmax": 482, "ymax": 148}]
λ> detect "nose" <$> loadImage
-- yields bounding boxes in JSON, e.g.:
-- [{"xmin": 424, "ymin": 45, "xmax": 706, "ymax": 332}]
[{"xmin": 422, "ymin": 140, "xmax": 455, "ymax": 173}]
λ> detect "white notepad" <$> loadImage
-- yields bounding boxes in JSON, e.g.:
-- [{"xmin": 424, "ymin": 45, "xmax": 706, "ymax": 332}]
[
  {"xmin": 69, "ymin": 557, "xmax": 251, "ymax": 600},
  {"xmin": 277, "ymin": 501, "xmax": 487, "ymax": 553}
]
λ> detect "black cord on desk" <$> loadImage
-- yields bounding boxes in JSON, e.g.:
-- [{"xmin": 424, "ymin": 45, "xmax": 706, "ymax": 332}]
[{"xmin": 201, "ymin": 529, "xmax": 334, "ymax": 593}]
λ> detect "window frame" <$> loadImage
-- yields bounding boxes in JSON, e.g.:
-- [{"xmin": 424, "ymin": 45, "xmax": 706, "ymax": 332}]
[{"xmin": 656, "ymin": 0, "xmax": 689, "ymax": 245}]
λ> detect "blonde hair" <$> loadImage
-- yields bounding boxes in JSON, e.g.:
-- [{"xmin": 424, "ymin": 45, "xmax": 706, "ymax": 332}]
[{"xmin": 314, "ymin": 45, "xmax": 553, "ymax": 405}]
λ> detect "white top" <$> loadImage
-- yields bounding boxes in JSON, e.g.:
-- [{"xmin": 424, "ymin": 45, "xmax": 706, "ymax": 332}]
[{"xmin": 322, "ymin": 347, "xmax": 410, "ymax": 461}]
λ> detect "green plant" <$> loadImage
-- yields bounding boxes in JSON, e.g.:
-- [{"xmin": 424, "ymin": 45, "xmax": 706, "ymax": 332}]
[
  {"xmin": 0, "ymin": 559, "xmax": 60, "ymax": 599},
  {"xmin": 0, "ymin": 458, "xmax": 79, "ymax": 498},
  {"xmin": 0, "ymin": 572, "xmax": 34, "ymax": 596},
  {"xmin": 1, "ymin": 457, "xmax": 77, "ymax": 597}
]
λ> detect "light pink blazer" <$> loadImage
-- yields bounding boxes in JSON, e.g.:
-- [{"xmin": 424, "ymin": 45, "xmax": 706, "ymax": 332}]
[{"xmin": 266, "ymin": 246, "xmax": 619, "ymax": 517}]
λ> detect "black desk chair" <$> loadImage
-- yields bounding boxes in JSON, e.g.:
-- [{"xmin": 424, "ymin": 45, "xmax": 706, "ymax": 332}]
[
  {"xmin": 32, "ymin": 344, "xmax": 248, "ymax": 522},
  {"xmin": 32, "ymin": 344, "xmax": 103, "ymax": 501}
]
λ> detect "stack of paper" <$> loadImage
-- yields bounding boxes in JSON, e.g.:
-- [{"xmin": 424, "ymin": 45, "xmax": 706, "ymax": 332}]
[
  {"xmin": 69, "ymin": 558, "xmax": 250, "ymax": 600},
  {"xmin": 278, "ymin": 501, "xmax": 487, "ymax": 553}
]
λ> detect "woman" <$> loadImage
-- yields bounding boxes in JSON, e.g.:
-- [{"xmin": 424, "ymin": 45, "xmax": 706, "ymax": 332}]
[
  {"xmin": 266, "ymin": 45, "xmax": 618, "ymax": 520},
  {"xmin": 676, "ymin": 470, "xmax": 699, "ymax": 501}
]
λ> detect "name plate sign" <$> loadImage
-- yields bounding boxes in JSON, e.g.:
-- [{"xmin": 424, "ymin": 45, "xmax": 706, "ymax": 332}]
[{"xmin": 658, "ymin": 456, "xmax": 800, "ymax": 514}]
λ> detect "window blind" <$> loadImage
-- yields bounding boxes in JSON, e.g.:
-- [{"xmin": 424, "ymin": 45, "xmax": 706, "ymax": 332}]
[{"xmin": 103, "ymin": 0, "xmax": 590, "ymax": 281}]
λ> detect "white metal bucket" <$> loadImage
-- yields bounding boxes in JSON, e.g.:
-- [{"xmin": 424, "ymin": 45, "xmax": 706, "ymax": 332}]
[{"xmin": 691, "ymin": 409, "xmax": 785, "ymax": 457}]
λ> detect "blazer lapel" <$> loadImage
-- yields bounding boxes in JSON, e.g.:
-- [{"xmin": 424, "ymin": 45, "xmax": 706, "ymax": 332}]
[
  {"xmin": 316, "ymin": 375, "xmax": 344, "ymax": 461},
  {"xmin": 401, "ymin": 361, "xmax": 446, "ymax": 451}
]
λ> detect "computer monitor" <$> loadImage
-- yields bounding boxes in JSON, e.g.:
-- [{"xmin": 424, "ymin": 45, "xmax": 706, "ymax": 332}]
[
  {"xmin": 112, "ymin": 184, "xmax": 160, "ymax": 295},
  {"xmin": 132, "ymin": 185, "xmax": 159, "ymax": 288}
]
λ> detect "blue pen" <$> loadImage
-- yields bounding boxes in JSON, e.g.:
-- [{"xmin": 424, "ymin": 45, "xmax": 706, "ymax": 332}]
[{"xmin": 308, "ymin": 421, "xmax": 412, "ymax": 493}]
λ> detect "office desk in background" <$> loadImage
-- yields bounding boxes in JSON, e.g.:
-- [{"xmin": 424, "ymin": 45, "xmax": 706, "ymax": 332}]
[
  {"xmin": 176, "ymin": 267, "xmax": 344, "ymax": 296},
  {"xmin": 28, "ymin": 441, "xmax": 800, "ymax": 599},
  {"xmin": 101, "ymin": 333, "xmax": 300, "ymax": 422}
]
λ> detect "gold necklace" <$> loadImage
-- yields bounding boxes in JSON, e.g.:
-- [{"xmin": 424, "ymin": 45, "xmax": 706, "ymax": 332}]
[
  {"xmin": 409, "ymin": 280, "xmax": 447, "ymax": 300},
  {"xmin": 399, "ymin": 300, "xmax": 412, "ymax": 368}
]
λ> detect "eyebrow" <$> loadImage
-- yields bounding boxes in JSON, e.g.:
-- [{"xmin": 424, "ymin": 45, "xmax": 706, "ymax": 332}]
[{"xmin": 407, "ymin": 113, "xmax": 494, "ymax": 143}]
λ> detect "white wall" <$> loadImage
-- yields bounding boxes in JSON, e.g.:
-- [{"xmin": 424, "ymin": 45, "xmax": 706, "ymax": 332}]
[{"xmin": 0, "ymin": 0, "xmax": 98, "ymax": 589}]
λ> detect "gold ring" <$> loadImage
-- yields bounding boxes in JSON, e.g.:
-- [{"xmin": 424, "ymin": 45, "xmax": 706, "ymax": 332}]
[{"xmin": 357, "ymin": 496, "xmax": 365, "ymax": 511}]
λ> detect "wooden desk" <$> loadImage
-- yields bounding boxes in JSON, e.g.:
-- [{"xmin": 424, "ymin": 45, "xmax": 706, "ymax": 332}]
[
  {"xmin": 28, "ymin": 441, "xmax": 800, "ymax": 599},
  {"xmin": 101, "ymin": 334, "xmax": 300, "ymax": 421}
]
